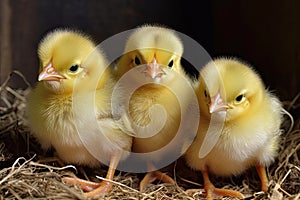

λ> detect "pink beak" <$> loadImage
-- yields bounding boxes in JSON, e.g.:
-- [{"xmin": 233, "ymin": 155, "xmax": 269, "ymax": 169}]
[
  {"xmin": 209, "ymin": 92, "xmax": 229, "ymax": 113},
  {"xmin": 38, "ymin": 62, "xmax": 65, "ymax": 81},
  {"xmin": 143, "ymin": 57, "xmax": 166, "ymax": 79}
]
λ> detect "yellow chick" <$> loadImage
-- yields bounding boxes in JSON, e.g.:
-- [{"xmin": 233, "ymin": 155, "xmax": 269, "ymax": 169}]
[
  {"xmin": 26, "ymin": 29, "xmax": 132, "ymax": 197},
  {"xmin": 116, "ymin": 25, "xmax": 196, "ymax": 191},
  {"xmin": 184, "ymin": 58, "xmax": 283, "ymax": 199}
]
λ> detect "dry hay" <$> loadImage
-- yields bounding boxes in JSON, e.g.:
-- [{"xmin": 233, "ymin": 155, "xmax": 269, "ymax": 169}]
[{"xmin": 0, "ymin": 71, "xmax": 299, "ymax": 200}]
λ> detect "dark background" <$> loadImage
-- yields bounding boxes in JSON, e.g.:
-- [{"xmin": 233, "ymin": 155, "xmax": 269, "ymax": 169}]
[{"xmin": 0, "ymin": 0, "xmax": 299, "ymax": 100}]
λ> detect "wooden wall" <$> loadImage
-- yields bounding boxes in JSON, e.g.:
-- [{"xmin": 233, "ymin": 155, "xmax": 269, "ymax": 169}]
[
  {"xmin": 0, "ymin": 0, "xmax": 299, "ymax": 100},
  {"xmin": 210, "ymin": 1, "xmax": 300, "ymax": 99}
]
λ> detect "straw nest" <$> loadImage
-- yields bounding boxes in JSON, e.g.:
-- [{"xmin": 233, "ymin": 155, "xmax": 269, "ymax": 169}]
[{"xmin": 0, "ymin": 71, "xmax": 299, "ymax": 200}]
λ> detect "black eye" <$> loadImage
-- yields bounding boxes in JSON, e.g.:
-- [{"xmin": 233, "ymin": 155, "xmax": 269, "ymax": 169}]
[
  {"xmin": 69, "ymin": 64, "xmax": 79, "ymax": 72},
  {"xmin": 134, "ymin": 56, "xmax": 141, "ymax": 65},
  {"xmin": 204, "ymin": 90, "xmax": 208, "ymax": 98},
  {"xmin": 235, "ymin": 94, "xmax": 244, "ymax": 102},
  {"xmin": 168, "ymin": 60, "xmax": 174, "ymax": 68}
]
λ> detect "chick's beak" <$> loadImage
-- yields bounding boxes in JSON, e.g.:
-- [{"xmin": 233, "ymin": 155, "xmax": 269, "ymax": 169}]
[
  {"xmin": 38, "ymin": 62, "xmax": 65, "ymax": 82},
  {"xmin": 209, "ymin": 92, "xmax": 229, "ymax": 113},
  {"xmin": 143, "ymin": 57, "xmax": 166, "ymax": 79}
]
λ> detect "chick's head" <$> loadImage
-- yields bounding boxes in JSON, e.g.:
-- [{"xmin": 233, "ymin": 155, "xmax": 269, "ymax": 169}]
[
  {"xmin": 37, "ymin": 29, "xmax": 106, "ymax": 94},
  {"xmin": 199, "ymin": 58, "xmax": 265, "ymax": 122},
  {"xmin": 117, "ymin": 25, "xmax": 184, "ymax": 84}
]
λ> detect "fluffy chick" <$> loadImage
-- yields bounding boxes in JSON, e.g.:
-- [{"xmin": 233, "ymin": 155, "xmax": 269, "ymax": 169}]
[
  {"xmin": 184, "ymin": 58, "xmax": 283, "ymax": 199},
  {"xmin": 26, "ymin": 29, "xmax": 132, "ymax": 197},
  {"xmin": 116, "ymin": 25, "xmax": 195, "ymax": 191}
]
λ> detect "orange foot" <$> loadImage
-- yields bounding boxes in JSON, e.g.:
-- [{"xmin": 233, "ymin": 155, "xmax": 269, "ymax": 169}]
[
  {"xmin": 139, "ymin": 170, "xmax": 175, "ymax": 191},
  {"xmin": 202, "ymin": 169, "xmax": 244, "ymax": 200},
  {"xmin": 62, "ymin": 177, "xmax": 112, "ymax": 197},
  {"xmin": 256, "ymin": 165, "xmax": 268, "ymax": 192},
  {"xmin": 204, "ymin": 184, "xmax": 244, "ymax": 200},
  {"xmin": 62, "ymin": 152, "xmax": 122, "ymax": 197}
]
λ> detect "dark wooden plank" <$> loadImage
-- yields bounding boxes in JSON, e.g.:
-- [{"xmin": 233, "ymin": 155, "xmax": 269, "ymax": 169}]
[
  {"xmin": 211, "ymin": 0, "xmax": 300, "ymax": 99},
  {"xmin": 0, "ymin": 0, "xmax": 12, "ymax": 83},
  {"xmin": 1, "ymin": 0, "xmax": 299, "ymax": 99}
]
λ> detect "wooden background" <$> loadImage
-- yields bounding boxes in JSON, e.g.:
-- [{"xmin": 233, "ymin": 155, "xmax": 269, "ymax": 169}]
[{"xmin": 0, "ymin": 0, "xmax": 299, "ymax": 100}]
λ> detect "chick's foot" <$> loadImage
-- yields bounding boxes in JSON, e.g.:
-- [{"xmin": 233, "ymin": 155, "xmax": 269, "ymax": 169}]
[
  {"xmin": 206, "ymin": 186, "xmax": 244, "ymax": 200},
  {"xmin": 83, "ymin": 181, "xmax": 113, "ymax": 197},
  {"xmin": 62, "ymin": 177, "xmax": 100, "ymax": 192},
  {"xmin": 256, "ymin": 165, "xmax": 268, "ymax": 192},
  {"xmin": 63, "ymin": 177, "xmax": 113, "ymax": 197},
  {"xmin": 202, "ymin": 169, "xmax": 244, "ymax": 200},
  {"xmin": 139, "ymin": 170, "xmax": 175, "ymax": 191}
]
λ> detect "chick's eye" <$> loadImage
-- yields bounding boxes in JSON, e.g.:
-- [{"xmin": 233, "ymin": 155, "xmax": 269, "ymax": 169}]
[
  {"xmin": 69, "ymin": 64, "xmax": 79, "ymax": 72},
  {"xmin": 134, "ymin": 56, "xmax": 141, "ymax": 65},
  {"xmin": 204, "ymin": 90, "xmax": 208, "ymax": 98},
  {"xmin": 168, "ymin": 60, "xmax": 174, "ymax": 68},
  {"xmin": 235, "ymin": 94, "xmax": 244, "ymax": 102}
]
